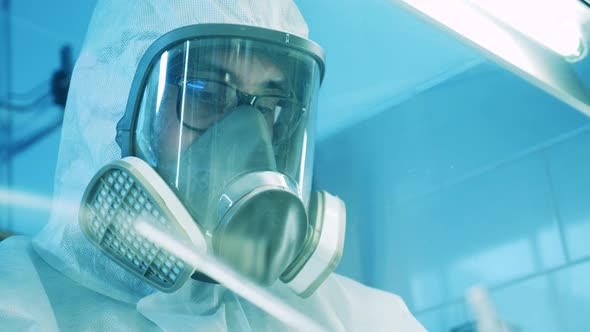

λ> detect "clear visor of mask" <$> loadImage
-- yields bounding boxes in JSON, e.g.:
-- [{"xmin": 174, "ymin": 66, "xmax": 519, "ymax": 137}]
[{"xmin": 130, "ymin": 36, "xmax": 322, "ymax": 284}]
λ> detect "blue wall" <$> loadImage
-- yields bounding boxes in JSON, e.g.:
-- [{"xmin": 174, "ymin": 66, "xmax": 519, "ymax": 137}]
[
  {"xmin": 314, "ymin": 61, "xmax": 590, "ymax": 331},
  {"xmin": 1, "ymin": 0, "xmax": 96, "ymax": 234}
]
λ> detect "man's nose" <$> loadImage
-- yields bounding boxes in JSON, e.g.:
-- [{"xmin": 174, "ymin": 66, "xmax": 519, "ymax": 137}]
[{"xmin": 235, "ymin": 90, "xmax": 258, "ymax": 106}]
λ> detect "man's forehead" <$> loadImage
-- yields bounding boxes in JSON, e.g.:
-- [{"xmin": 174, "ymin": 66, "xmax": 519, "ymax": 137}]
[{"xmin": 207, "ymin": 50, "xmax": 287, "ymax": 88}]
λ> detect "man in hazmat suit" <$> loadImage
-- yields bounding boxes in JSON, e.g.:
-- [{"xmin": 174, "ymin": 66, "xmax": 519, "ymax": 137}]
[{"xmin": 0, "ymin": 1, "xmax": 426, "ymax": 331}]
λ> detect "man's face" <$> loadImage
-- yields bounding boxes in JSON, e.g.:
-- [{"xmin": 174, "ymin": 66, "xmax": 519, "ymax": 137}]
[{"xmin": 154, "ymin": 47, "xmax": 289, "ymax": 168}]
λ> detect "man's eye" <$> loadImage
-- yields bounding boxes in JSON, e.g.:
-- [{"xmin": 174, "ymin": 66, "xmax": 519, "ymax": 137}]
[
  {"xmin": 193, "ymin": 69, "xmax": 232, "ymax": 84},
  {"xmin": 184, "ymin": 80, "xmax": 231, "ymax": 105}
]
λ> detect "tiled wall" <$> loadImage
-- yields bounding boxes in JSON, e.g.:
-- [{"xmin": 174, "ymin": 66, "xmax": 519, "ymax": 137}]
[{"xmin": 314, "ymin": 62, "xmax": 590, "ymax": 331}]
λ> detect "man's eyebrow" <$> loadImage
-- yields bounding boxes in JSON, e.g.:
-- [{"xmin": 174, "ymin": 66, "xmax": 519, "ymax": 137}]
[
  {"xmin": 194, "ymin": 63, "xmax": 235, "ymax": 82},
  {"xmin": 259, "ymin": 79, "xmax": 289, "ymax": 92},
  {"xmin": 196, "ymin": 60, "xmax": 289, "ymax": 92}
]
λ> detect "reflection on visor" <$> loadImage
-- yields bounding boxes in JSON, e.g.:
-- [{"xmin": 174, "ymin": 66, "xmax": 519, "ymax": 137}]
[{"xmin": 173, "ymin": 77, "xmax": 306, "ymax": 133}]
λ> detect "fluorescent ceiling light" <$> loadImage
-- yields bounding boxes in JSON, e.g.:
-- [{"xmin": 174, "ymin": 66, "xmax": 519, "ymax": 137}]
[
  {"xmin": 391, "ymin": 0, "xmax": 590, "ymax": 118},
  {"xmin": 466, "ymin": 0, "xmax": 585, "ymax": 61}
]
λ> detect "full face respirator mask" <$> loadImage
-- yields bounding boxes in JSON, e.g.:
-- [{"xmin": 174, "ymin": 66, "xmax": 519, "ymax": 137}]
[{"xmin": 79, "ymin": 24, "xmax": 345, "ymax": 297}]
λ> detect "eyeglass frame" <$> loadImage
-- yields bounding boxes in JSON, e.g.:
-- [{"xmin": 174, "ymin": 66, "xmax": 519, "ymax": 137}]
[{"xmin": 172, "ymin": 77, "xmax": 306, "ymax": 132}]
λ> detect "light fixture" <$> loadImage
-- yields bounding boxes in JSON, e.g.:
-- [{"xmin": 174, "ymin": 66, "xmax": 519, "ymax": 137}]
[
  {"xmin": 391, "ymin": 0, "xmax": 590, "ymax": 118},
  {"xmin": 465, "ymin": 0, "xmax": 585, "ymax": 61}
]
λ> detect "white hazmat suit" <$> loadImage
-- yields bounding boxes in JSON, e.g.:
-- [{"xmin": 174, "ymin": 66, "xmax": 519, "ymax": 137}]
[{"xmin": 0, "ymin": 1, "xmax": 426, "ymax": 331}]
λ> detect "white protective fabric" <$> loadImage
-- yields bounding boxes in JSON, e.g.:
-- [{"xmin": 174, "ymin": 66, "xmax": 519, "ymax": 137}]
[{"xmin": 0, "ymin": 0, "xmax": 426, "ymax": 331}]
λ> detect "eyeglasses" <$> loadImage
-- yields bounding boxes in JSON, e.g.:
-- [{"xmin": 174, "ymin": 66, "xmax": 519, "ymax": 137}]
[{"xmin": 174, "ymin": 78, "xmax": 306, "ymax": 132}]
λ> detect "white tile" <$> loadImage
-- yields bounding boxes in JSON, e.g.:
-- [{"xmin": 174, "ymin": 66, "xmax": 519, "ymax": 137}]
[
  {"xmin": 488, "ymin": 277, "xmax": 562, "ymax": 332},
  {"xmin": 485, "ymin": 260, "xmax": 590, "ymax": 332},
  {"xmin": 545, "ymin": 131, "xmax": 590, "ymax": 260},
  {"xmin": 373, "ymin": 154, "xmax": 566, "ymax": 311},
  {"xmin": 414, "ymin": 261, "xmax": 590, "ymax": 332},
  {"xmin": 552, "ymin": 260, "xmax": 590, "ymax": 331},
  {"xmin": 415, "ymin": 303, "xmax": 468, "ymax": 332}
]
